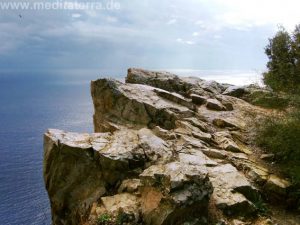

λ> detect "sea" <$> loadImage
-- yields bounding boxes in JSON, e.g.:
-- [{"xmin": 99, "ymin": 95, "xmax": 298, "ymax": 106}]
[{"xmin": 0, "ymin": 69, "xmax": 261, "ymax": 225}]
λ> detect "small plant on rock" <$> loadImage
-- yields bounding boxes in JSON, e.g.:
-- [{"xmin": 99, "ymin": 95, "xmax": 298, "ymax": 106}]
[{"xmin": 96, "ymin": 213, "xmax": 113, "ymax": 225}]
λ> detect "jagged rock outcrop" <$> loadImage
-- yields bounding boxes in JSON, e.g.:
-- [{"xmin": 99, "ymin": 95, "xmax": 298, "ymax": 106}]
[
  {"xmin": 44, "ymin": 68, "xmax": 295, "ymax": 225},
  {"xmin": 91, "ymin": 79, "xmax": 196, "ymax": 132}
]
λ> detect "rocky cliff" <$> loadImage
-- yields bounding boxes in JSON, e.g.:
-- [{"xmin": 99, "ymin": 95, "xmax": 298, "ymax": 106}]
[{"xmin": 44, "ymin": 68, "xmax": 297, "ymax": 225}]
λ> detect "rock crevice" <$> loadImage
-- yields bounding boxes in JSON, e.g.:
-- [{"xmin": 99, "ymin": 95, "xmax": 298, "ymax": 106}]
[{"xmin": 44, "ymin": 68, "xmax": 294, "ymax": 225}]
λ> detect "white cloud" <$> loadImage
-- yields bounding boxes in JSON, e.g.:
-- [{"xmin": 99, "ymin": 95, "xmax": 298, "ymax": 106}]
[
  {"xmin": 193, "ymin": 32, "xmax": 199, "ymax": 36},
  {"xmin": 176, "ymin": 38, "xmax": 195, "ymax": 45},
  {"xmin": 106, "ymin": 16, "xmax": 118, "ymax": 23},
  {"xmin": 71, "ymin": 13, "xmax": 81, "ymax": 18},
  {"xmin": 186, "ymin": 41, "xmax": 195, "ymax": 45},
  {"xmin": 195, "ymin": 20, "xmax": 204, "ymax": 25},
  {"xmin": 213, "ymin": 34, "xmax": 222, "ymax": 39},
  {"xmin": 210, "ymin": 0, "xmax": 300, "ymax": 30},
  {"xmin": 167, "ymin": 19, "xmax": 177, "ymax": 25}
]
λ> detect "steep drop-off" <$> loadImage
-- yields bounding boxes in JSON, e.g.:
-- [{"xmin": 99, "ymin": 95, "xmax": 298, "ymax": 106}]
[{"xmin": 44, "ymin": 69, "xmax": 296, "ymax": 225}]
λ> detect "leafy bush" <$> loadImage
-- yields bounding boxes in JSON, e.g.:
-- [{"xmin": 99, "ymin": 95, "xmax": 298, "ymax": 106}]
[
  {"xmin": 97, "ymin": 214, "xmax": 112, "ymax": 225},
  {"xmin": 256, "ymin": 109, "xmax": 300, "ymax": 184},
  {"xmin": 246, "ymin": 91, "xmax": 289, "ymax": 109},
  {"xmin": 252, "ymin": 195, "xmax": 269, "ymax": 216},
  {"xmin": 264, "ymin": 25, "xmax": 300, "ymax": 93}
]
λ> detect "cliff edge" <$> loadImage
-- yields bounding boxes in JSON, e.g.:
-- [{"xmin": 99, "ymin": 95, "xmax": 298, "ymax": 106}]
[{"xmin": 44, "ymin": 68, "xmax": 296, "ymax": 225}]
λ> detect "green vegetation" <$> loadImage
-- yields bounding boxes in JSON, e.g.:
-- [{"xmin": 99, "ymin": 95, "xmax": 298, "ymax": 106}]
[
  {"xmin": 247, "ymin": 90, "xmax": 289, "ymax": 109},
  {"xmin": 96, "ymin": 213, "xmax": 112, "ymax": 225},
  {"xmin": 96, "ymin": 212, "xmax": 136, "ymax": 225},
  {"xmin": 256, "ymin": 24, "xmax": 300, "ymax": 187},
  {"xmin": 252, "ymin": 195, "xmax": 269, "ymax": 216},
  {"xmin": 256, "ymin": 110, "xmax": 300, "ymax": 184},
  {"xmin": 263, "ymin": 25, "xmax": 300, "ymax": 93}
]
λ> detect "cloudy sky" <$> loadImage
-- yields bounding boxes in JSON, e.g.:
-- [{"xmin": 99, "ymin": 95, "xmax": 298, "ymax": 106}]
[{"xmin": 1, "ymin": 0, "xmax": 300, "ymax": 75}]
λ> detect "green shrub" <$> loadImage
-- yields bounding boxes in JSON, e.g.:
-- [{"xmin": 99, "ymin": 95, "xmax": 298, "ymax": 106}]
[
  {"xmin": 252, "ymin": 195, "xmax": 269, "ymax": 216},
  {"xmin": 263, "ymin": 25, "xmax": 300, "ymax": 93},
  {"xmin": 246, "ymin": 91, "xmax": 289, "ymax": 109},
  {"xmin": 256, "ymin": 109, "xmax": 300, "ymax": 184},
  {"xmin": 97, "ymin": 213, "xmax": 112, "ymax": 225}
]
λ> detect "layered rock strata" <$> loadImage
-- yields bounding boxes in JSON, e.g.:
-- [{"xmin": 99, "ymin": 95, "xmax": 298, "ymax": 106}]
[{"xmin": 44, "ymin": 68, "xmax": 293, "ymax": 225}]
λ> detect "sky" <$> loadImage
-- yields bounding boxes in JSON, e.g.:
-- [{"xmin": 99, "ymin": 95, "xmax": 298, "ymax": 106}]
[{"xmin": 0, "ymin": 0, "xmax": 300, "ymax": 75}]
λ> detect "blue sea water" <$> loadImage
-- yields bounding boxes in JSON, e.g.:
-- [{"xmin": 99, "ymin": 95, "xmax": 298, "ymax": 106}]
[{"xmin": 0, "ymin": 71, "xmax": 113, "ymax": 225}]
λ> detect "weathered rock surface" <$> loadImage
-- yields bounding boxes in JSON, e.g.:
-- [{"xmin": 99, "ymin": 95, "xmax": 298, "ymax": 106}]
[
  {"xmin": 223, "ymin": 86, "xmax": 248, "ymax": 97},
  {"xmin": 91, "ymin": 79, "xmax": 195, "ymax": 132},
  {"xmin": 206, "ymin": 99, "xmax": 227, "ymax": 111},
  {"xmin": 44, "ymin": 68, "xmax": 295, "ymax": 225},
  {"xmin": 208, "ymin": 164, "xmax": 258, "ymax": 217},
  {"xmin": 140, "ymin": 162, "xmax": 212, "ymax": 225}
]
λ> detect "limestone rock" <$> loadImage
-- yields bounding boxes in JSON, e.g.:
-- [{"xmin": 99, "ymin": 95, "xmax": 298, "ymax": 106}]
[
  {"xmin": 213, "ymin": 132, "xmax": 243, "ymax": 153},
  {"xmin": 264, "ymin": 175, "xmax": 291, "ymax": 197},
  {"xmin": 152, "ymin": 126, "xmax": 176, "ymax": 140},
  {"xmin": 153, "ymin": 88, "xmax": 196, "ymax": 111},
  {"xmin": 213, "ymin": 118, "xmax": 240, "ymax": 130},
  {"xmin": 223, "ymin": 86, "xmax": 247, "ymax": 98},
  {"xmin": 140, "ymin": 162, "xmax": 213, "ymax": 225},
  {"xmin": 178, "ymin": 150, "xmax": 218, "ymax": 167},
  {"xmin": 118, "ymin": 179, "xmax": 141, "ymax": 194},
  {"xmin": 190, "ymin": 94, "xmax": 208, "ymax": 105},
  {"xmin": 208, "ymin": 164, "xmax": 258, "ymax": 217},
  {"xmin": 260, "ymin": 154, "xmax": 275, "ymax": 161},
  {"xmin": 126, "ymin": 68, "xmax": 227, "ymax": 98},
  {"xmin": 91, "ymin": 79, "xmax": 195, "ymax": 132},
  {"xmin": 183, "ymin": 117, "xmax": 209, "ymax": 132},
  {"xmin": 245, "ymin": 163, "xmax": 270, "ymax": 185},
  {"xmin": 44, "ymin": 129, "xmax": 106, "ymax": 225},
  {"xmin": 200, "ymin": 80, "xmax": 226, "ymax": 95},
  {"xmin": 126, "ymin": 68, "xmax": 202, "ymax": 96},
  {"xmin": 44, "ymin": 68, "xmax": 296, "ymax": 225},
  {"xmin": 206, "ymin": 99, "xmax": 226, "ymax": 111},
  {"xmin": 201, "ymin": 148, "xmax": 228, "ymax": 159},
  {"xmin": 44, "ymin": 128, "xmax": 170, "ymax": 225},
  {"xmin": 91, "ymin": 193, "xmax": 141, "ymax": 224}
]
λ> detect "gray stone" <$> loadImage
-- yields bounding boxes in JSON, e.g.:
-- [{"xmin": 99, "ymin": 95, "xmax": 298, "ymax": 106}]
[
  {"xmin": 91, "ymin": 79, "xmax": 195, "ymax": 131},
  {"xmin": 264, "ymin": 175, "xmax": 291, "ymax": 197},
  {"xmin": 206, "ymin": 99, "xmax": 226, "ymax": 111},
  {"xmin": 140, "ymin": 162, "xmax": 213, "ymax": 225},
  {"xmin": 190, "ymin": 94, "xmax": 208, "ymax": 105},
  {"xmin": 208, "ymin": 164, "xmax": 258, "ymax": 217},
  {"xmin": 223, "ymin": 86, "xmax": 247, "ymax": 98},
  {"xmin": 213, "ymin": 118, "xmax": 240, "ymax": 129}
]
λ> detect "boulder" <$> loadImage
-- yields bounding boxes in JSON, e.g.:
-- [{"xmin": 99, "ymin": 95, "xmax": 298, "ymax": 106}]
[
  {"xmin": 126, "ymin": 68, "xmax": 227, "ymax": 98},
  {"xmin": 206, "ymin": 99, "xmax": 226, "ymax": 111},
  {"xmin": 91, "ymin": 79, "xmax": 195, "ymax": 132},
  {"xmin": 199, "ymin": 80, "xmax": 226, "ymax": 95},
  {"xmin": 208, "ymin": 164, "xmax": 258, "ymax": 217},
  {"xmin": 43, "ymin": 128, "xmax": 171, "ymax": 225},
  {"xmin": 140, "ymin": 162, "xmax": 213, "ymax": 225},
  {"xmin": 190, "ymin": 94, "xmax": 208, "ymax": 105},
  {"xmin": 118, "ymin": 179, "xmax": 141, "ymax": 194},
  {"xmin": 223, "ymin": 86, "xmax": 247, "ymax": 98},
  {"xmin": 90, "ymin": 193, "xmax": 141, "ymax": 224},
  {"xmin": 126, "ymin": 68, "xmax": 201, "ymax": 96}
]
